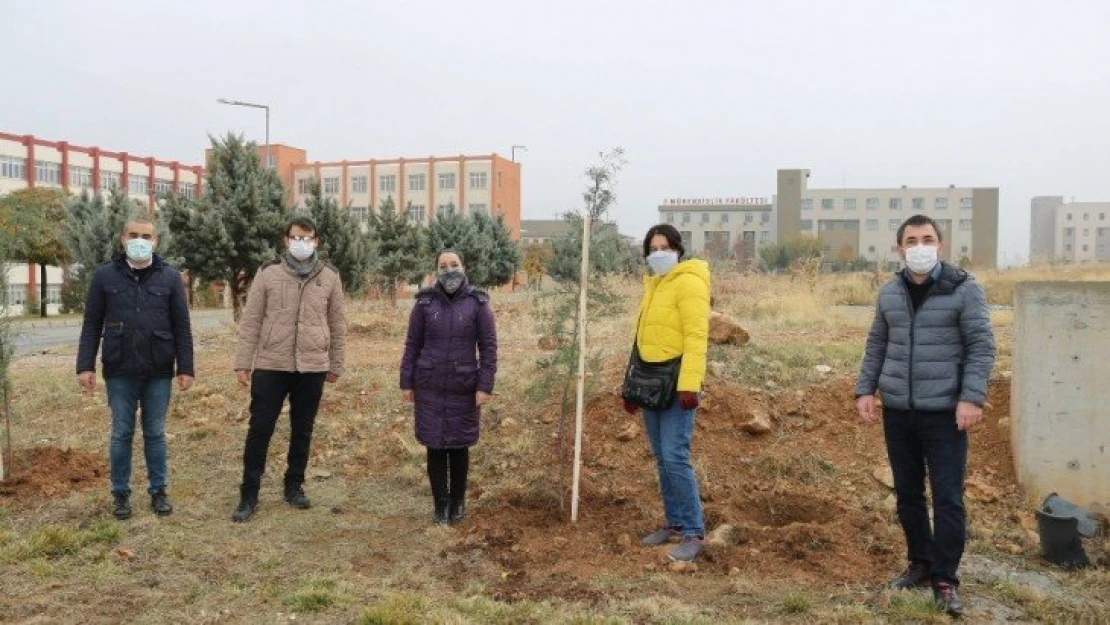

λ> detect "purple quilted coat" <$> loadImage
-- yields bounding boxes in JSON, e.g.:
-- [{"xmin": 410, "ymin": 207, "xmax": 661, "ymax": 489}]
[{"xmin": 399, "ymin": 280, "xmax": 497, "ymax": 448}]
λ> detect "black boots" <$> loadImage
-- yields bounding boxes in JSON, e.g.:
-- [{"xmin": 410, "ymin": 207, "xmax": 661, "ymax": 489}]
[
  {"xmin": 150, "ymin": 490, "xmax": 173, "ymax": 517},
  {"xmin": 233, "ymin": 486, "xmax": 259, "ymax": 523},
  {"xmin": 449, "ymin": 495, "xmax": 466, "ymax": 524},
  {"xmin": 283, "ymin": 483, "xmax": 311, "ymax": 509},
  {"xmin": 433, "ymin": 497, "xmax": 451, "ymax": 525},
  {"xmin": 112, "ymin": 492, "xmax": 132, "ymax": 520}
]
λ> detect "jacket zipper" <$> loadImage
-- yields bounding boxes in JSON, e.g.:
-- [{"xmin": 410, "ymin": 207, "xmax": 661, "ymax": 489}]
[
  {"xmin": 901, "ymin": 281, "xmax": 916, "ymax": 410},
  {"xmin": 292, "ymin": 275, "xmax": 310, "ymax": 371}
]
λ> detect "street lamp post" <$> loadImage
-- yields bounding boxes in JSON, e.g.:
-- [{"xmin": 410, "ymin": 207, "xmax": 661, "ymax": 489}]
[
  {"xmin": 217, "ymin": 98, "xmax": 271, "ymax": 170},
  {"xmin": 511, "ymin": 145, "xmax": 527, "ymax": 162}
]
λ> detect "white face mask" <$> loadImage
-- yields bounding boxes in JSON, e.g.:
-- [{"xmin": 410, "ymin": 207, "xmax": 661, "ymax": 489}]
[
  {"xmin": 288, "ymin": 239, "xmax": 316, "ymax": 261},
  {"xmin": 904, "ymin": 244, "xmax": 939, "ymax": 275},
  {"xmin": 646, "ymin": 250, "xmax": 679, "ymax": 276}
]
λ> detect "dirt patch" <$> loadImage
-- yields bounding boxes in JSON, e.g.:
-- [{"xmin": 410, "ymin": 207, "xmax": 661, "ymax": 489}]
[
  {"xmin": 0, "ymin": 447, "xmax": 105, "ymax": 501},
  {"xmin": 462, "ymin": 377, "xmax": 1022, "ymax": 600}
]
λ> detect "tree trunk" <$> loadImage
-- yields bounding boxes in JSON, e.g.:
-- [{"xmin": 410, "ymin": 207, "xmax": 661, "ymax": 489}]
[
  {"xmin": 39, "ymin": 264, "xmax": 48, "ymax": 318},
  {"xmin": 231, "ymin": 284, "xmax": 243, "ymax": 322},
  {"xmin": 187, "ymin": 274, "xmax": 195, "ymax": 308}
]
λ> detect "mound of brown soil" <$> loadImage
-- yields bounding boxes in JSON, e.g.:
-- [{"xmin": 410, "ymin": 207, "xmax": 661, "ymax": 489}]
[{"xmin": 0, "ymin": 447, "xmax": 105, "ymax": 500}]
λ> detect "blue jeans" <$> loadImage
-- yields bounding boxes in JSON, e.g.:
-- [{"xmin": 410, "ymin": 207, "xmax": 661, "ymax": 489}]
[
  {"xmin": 106, "ymin": 376, "xmax": 172, "ymax": 495},
  {"xmin": 642, "ymin": 397, "xmax": 704, "ymax": 537},
  {"xmin": 883, "ymin": 408, "xmax": 969, "ymax": 585}
]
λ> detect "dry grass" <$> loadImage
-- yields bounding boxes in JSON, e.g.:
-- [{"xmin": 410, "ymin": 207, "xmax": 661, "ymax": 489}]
[{"xmin": 1, "ymin": 270, "xmax": 1107, "ymax": 623}]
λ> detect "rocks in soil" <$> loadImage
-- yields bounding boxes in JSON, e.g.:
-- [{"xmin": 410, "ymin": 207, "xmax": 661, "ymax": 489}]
[
  {"xmin": 872, "ymin": 465, "xmax": 895, "ymax": 489},
  {"xmin": 706, "ymin": 524, "xmax": 737, "ymax": 547},
  {"xmin": 615, "ymin": 422, "xmax": 639, "ymax": 442},
  {"xmin": 669, "ymin": 561, "xmax": 699, "ymax": 573},
  {"xmin": 741, "ymin": 410, "xmax": 773, "ymax": 435},
  {"xmin": 814, "ymin": 365, "xmax": 833, "ymax": 374},
  {"xmin": 708, "ymin": 361, "xmax": 727, "ymax": 378}
]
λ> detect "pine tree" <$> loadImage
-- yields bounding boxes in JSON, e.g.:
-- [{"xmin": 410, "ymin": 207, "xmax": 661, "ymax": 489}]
[
  {"xmin": 425, "ymin": 206, "xmax": 486, "ymax": 282},
  {"xmin": 61, "ymin": 188, "xmax": 145, "ymax": 312},
  {"xmin": 304, "ymin": 179, "xmax": 371, "ymax": 294},
  {"xmin": 472, "ymin": 211, "xmax": 520, "ymax": 289},
  {"xmin": 365, "ymin": 197, "xmax": 425, "ymax": 305},
  {"xmin": 165, "ymin": 134, "xmax": 289, "ymax": 319}
]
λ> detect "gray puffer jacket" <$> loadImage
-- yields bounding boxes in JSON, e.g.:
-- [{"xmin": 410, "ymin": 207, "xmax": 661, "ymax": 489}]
[{"xmin": 854, "ymin": 262, "xmax": 995, "ymax": 411}]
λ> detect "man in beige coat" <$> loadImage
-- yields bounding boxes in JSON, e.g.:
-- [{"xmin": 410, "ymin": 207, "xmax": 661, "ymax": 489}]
[{"xmin": 232, "ymin": 217, "xmax": 346, "ymax": 523}]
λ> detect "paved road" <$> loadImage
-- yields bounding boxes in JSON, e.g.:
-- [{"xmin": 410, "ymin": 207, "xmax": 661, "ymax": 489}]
[{"xmin": 8, "ymin": 309, "xmax": 233, "ymax": 355}]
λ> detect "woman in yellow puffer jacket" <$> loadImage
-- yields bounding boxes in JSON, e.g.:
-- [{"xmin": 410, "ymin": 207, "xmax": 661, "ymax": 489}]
[{"xmin": 623, "ymin": 223, "xmax": 710, "ymax": 563}]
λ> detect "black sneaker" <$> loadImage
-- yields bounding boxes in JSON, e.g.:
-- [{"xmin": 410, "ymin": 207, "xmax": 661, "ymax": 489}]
[
  {"xmin": 433, "ymin": 498, "xmax": 450, "ymax": 525},
  {"xmin": 112, "ymin": 492, "xmax": 132, "ymax": 520},
  {"xmin": 150, "ymin": 490, "xmax": 173, "ymax": 517},
  {"xmin": 232, "ymin": 497, "xmax": 257, "ymax": 523},
  {"xmin": 284, "ymin": 484, "xmax": 311, "ymax": 509},
  {"xmin": 932, "ymin": 579, "xmax": 964, "ymax": 617},
  {"xmin": 889, "ymin": 562, "xmax": 930, "ymax": 590},
  {"xmin": 448, "ymin": 497, "xmax": 466, "ymax": 524}
]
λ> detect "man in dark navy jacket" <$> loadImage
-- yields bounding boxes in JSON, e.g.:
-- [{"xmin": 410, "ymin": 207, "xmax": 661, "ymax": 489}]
[{"xmin": 76, "ymin": 220, "xmax": 194, "ymax": 520}]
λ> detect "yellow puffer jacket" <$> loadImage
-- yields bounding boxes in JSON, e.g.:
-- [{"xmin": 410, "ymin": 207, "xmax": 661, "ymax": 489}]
[{"xmin": 634, "ymin": 258, "xmax": 711, "ymax": 393}]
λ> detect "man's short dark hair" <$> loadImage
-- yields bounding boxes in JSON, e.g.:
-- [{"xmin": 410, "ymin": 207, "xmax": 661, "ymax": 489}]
[
  {"xmin": 896, "ymin": 214, "xmax": 943, "ymax": 246},
  {"xmin": 285, "ymin": 217, "xmax": 317, "ymax": 237},
  {"xmin": 642, "ymin": 224, "xmax": 686, "ymax": 259}
]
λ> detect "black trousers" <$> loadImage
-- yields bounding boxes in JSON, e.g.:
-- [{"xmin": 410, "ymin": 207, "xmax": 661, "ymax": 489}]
[
  {"xmin": 426, "ymin": 447, "xmax": 469, "ymax": 502},
  {"xmin": 883, "ymin": 407, "xmax": 969, "ymax": 585},
  {"xmin": 240, "ymin": 370, "xmax": 327, "ymax": 496}
]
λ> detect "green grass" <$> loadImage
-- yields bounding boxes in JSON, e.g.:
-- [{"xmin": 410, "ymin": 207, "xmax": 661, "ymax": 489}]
[
  {"xmin": 884, "ymin": 592, "xmax": 947, "ymax": 623},
  {"xmin": 21, "ymin": 519, "xmax": 121, "ymax": 559},
  {"xmin": 727, "ymin": 340, "xmax": 864, "ymax": 389},
  {"xmin": 780, "ymin": 592, "xmax": 812, "ymax": 615}
]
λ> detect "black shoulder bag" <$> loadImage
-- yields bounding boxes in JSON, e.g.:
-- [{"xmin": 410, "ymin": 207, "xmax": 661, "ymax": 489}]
[{"xmin": 621, "ymin": 313, "xmax": 682, "ymax": 410}]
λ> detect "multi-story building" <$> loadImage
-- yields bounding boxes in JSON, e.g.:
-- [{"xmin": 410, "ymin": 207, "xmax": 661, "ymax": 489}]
[
  {"xmin": 658, "ymin": 169, "xmax": 999, "ymax": 270},
  {"xmin": 281, "ymin": 151, "xmax": 521, "ymax": 238},
  {"xmin": 1, "ymin": 131, "xmax": 205, "ymax": 314},
  {"xmin": 1029, "ymin": 196, "xmax": 1110, "ymax": 264}
]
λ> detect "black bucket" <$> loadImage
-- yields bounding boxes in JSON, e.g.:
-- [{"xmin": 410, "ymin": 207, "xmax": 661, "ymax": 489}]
[{"xmin": 1035, "ymin": 509, "xmax": 1091, "ymax": 568}]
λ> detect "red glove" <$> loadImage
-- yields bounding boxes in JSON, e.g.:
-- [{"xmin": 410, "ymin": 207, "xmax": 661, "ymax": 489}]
[
  {"xmin": 678, "ymin": 392, "xmax": 700, "ymax": 410},
  {"xmin": 623, "ymin": 399, "xmax": 638, "ymax": 413}
]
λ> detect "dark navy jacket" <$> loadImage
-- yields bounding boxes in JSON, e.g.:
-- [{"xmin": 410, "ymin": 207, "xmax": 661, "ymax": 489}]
[
  {"xmin": 400, "ymin": 280, "xmax": 497, "ymax": 448},
  {"xmin": 76, "ymin": 254, "xmax": 195, "ymax": 379}
]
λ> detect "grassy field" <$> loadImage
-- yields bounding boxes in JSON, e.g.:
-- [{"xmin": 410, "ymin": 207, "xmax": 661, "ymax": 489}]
[{"xmin": 1, "ymin": 265, "xmax": 1108, "ymax": 624}]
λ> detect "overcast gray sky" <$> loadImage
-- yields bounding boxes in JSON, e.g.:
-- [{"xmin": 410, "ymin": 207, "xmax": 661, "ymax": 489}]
[{"xmin": 4, "ymin": 0, "xmax": 1108, "ymax": 265}]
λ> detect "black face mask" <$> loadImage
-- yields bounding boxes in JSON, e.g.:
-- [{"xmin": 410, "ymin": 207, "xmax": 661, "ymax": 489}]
[{"xmin": 437, "ymin": 269, "xmax": 465, "ymax": 294}]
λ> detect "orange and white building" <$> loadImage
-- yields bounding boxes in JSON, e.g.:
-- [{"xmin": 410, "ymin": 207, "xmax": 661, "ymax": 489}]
[{"xmin": 1, "ymin": 131, "xmax": 204, "ymax": 314}]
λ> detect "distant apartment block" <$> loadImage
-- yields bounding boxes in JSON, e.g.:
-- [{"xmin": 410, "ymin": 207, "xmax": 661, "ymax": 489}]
[
  {"xmin": 658, "ymin": 169, "xmax": 999, "ymax": 270},
  {"xmin": 1030, "ymin": 196, "xmax": 1110, "ymax": 264}
]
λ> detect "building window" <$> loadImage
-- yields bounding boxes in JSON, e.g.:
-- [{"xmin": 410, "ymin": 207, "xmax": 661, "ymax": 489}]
[
  {"xmin": 889, "ymin": 198, "xmax": 902, "ymax": 210},
  {"xmin": 265, "ymin": 154, "xmax": 278, "ymax": 169},
  {"xmin": 720, "ymin": 213, "xmax": 729, "ymax": 223},
  {"xmin": 351, "ymin": 175, "xmax": 368, "ymax": 194},
  {"xmin": 1067, "ymin": 213, "xmax": 1073, "ymax": 220},
  {"xmin": 379, "ymin": 175, "xmax": 397, "ymax": 194},
  {"xmin": 744, "ymin": 213, "xmax": 754, "ymax": 224},
  {"xmin": 1100, "ymin": 213, "xmax": 1106, "ymax": 221},
  {"xmin": 961, "ymin": 198, "xmax": 972, "ymax": 209},
  {"xmin": 760, "ymin": 231, "xmax": 769, "ymax": 242},
  {"xmin": 1084, "ymin": 213, "xmax": 1090, "ymax": 221},
  {"xmin": 821, "ymin": 198, "xmax": 834, "ymax": 210},
  {"xmin": 701, "ymin": 212, "xmax": 710, "ymax": 224},
  {"xmin": 1099, "ymin": 228, "xmax": 1109, "ymax": 237},
  {"xmin": 889, "ymin": 219, "xmax": 900, "ymax": 231},
  {"xmin": 844, "ymin": 221, "xmax": 858, "ymax": 231},
  {"xmin": 100, "ymin": 171, "xmax": 121, "ymax": 190},
  {"xmin": 761, "ymin": 212, "xmax": 770, "ymax": 223},
  {"xmin": 844, "ymin": 198, "xmax": 857, "ymax": 210},
  {"xmin": 438, "ymin": 172, "xmax": 456, "ymax": 191},
  {"xmin": 497, "ymin": 171, "xmax": 502, "ymax": 188},
  {"xmin": 819, "ymin": 221, "xmax": 833, "ymax": 231},
  {"xmin": 34, "ymin": 160, "xmax": 61, "ymax": 186},
  {"xmin": 800, "ymin": 219, "xmax": 813, "ymax": 231},
  {"xmin": 408, "ymin": 204, "xmax": 426, "ymax": 223},
  {"xmin": 69, "ymin": 165, "xmax": 93, "ymax": 188},
  {"xmin": 297, "ymin": 178, "xmax": 312, "ymax": 195},
  {"xmin": 323, "ymin": 177, "xmax": 340, "ymax": 194},
  {"xmin": 469, "ymin": 171, "xmax": 487, "ymax": 190},
  {"xmin": 181, "ymin": 182, "xmax": 195, "ymax": 199},
  {"xmin": 665, "ymin": 212, "xmax": 675, "ymax": 223},
  {"xmin": 467, "ymin": 203, "xmax": 487, "ymax": 214},
  {"xmin": 961, "ymin": 246, "xmax": 969, "ymax": 254},
  {"xmin": 912, "ymin": 197, "xmax": 924, "ymax": 210},
  {"xmin": 129, "ymin": 175, "xmax": 149, "ymax": 196},
  {"xmin": 866, "ymin": 219, "xmax": 878, "ymax": 231},
  {"xmin": 802, "ymin": 199, "xmax": 813, "ymax": 210},
  {"xmin": 437, "ymin": 203, "xmax": 456, "ymax": 216},
  {"xmin": 1083, "ymin": 245, "xmax": 1089, "ymax": 252},
  {"xmin": 5, "ymin": 285, "xmax": 26, "ymax": 307},
  {"xmin": 1065, "ymin": 244, "xmax": 1073, "ymax": 252},
  {"xmin": 0, "ymin": 155, "xmax": 27, "ymax": 180},
  {"xmin": 866, "ymin": 198, "xmax": 879, "ymax": 210},
  {"xmin": 350, "ymin": 206, "xmax": 368, "ymax": 223},
  {"xmin": 1083, "ymin": 229, "xmax": 1090, "ymax": 237},
  {"xmin": 680, "ymin": 231, "xmax": 692, "ymax": 247},
  {"xmin": 408, "ymin": 174, "xmax": 427, "ymax": 192},
  {"xmin": 936, "ymin": 198, "xmax": 948, "ymax": 209},
  {"xmin": 1064, "ymin": 227, "xmax": 1075, "ymax": 236},
  {"xmin": 868, "ymin": 245, "xmax": 876, "ymax": 253},
  {"xmin": 154, "ymin": 179, "xmax": 173, "ymax": 195},
  {"xmin": 682, "ymin": 212, "xmax": 690, "ymax": 224},
  {"xmin": 959, "ymin": 219, "xmax": 972, "ymax": 231}
]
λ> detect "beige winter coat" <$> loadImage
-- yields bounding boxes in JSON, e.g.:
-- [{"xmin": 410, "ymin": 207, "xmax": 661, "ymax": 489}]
[{"xmin": 234, "ymin": 260, "xmax": 346, "ymax": 376}]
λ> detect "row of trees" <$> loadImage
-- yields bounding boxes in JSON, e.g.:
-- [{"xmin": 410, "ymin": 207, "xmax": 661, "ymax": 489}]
[{"xmin": 0, "ymin": 134, "xmax": 521, "ymax": 318}]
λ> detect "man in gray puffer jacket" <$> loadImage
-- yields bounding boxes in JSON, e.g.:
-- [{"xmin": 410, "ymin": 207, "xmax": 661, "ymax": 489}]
[{"xmin": 855, "ymin": 214, "xmax": 995, "ymax": 617}]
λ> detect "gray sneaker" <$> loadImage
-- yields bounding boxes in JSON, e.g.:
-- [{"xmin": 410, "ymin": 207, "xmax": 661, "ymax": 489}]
[
  {"xmin": 668, "ymin": 536, "xmax": 704, "ymax": 562},
  {"xmin": 641, "ymin": 527, "xmax": 681, "ymax": 546}
]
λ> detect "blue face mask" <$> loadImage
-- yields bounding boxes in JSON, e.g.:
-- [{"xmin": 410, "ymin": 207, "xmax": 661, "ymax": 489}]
[
  {"xmin": 125, "ymin": 238, "xmax": 153, "ymax": 263},
  {"xmin": 646, "ymin": 250, "xmax": 679, "ymax": 276}
]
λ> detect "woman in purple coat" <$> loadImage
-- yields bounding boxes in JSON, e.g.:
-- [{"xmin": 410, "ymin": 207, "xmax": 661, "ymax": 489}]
[{"xmin": 400, "ymin": 249, "xmax": 498, "ymax": 524}]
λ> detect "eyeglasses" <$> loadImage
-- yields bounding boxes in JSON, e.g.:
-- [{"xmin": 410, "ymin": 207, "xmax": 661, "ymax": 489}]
[{"xmin": 288, "ymin": 235, "xmax": 316, "ymax": 243}]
